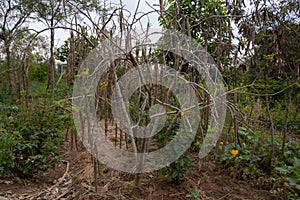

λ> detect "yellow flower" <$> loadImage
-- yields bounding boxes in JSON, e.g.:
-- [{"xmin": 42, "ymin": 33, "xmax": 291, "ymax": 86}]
[
  {"xmin": 80, "ymin": 68, "xmax": 89, "ymax": 76},
  {"xmin": 220, "ymin": 142, "xmax": 224, "ymax": 145},
  {"xmin": 230, "ymin": 149, "xmax": 239, "ymax": 157},
  {"xmin": 298, "ymin": 177, "xmax": 300, "ymax": 181}
]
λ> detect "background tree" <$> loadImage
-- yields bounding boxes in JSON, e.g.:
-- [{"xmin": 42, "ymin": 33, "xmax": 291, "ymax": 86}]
[
  {"xmin": 34, "ymin": 0, "xmax": 66, "ymax": 100},
  {"xmin": 161, "ymin": 0, "xmax": 232, "ymax": 69},
  {"xmin": 10, "ymin": 28, "xmax": 48, "ymax": 104},
  {"xmin": 160, "ymin": 0, "xmax": 233, "ymax": 135},
  {"xmin": 0, "ymin": 0, "xmax": 35, "ymax": 103}
]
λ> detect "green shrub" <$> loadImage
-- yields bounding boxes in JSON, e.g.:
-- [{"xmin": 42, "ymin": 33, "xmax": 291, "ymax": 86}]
[
  {"xmin": 0, "ymin": 129, "xmax": 18, "ymax": 176},
  {"xmin": 158, "ymin": 154, "xmax": 191, "ymax": 184},
  {"xmin": 0, "ymin": 103, "xmax": 70, "ymax": 178},
  {"xmin": 0, "ymin": 85, "xmax": 11, "ymax": 105},
  {"xmin": 156, "ymin": 117, "xmax": 191, "ymax": 184},
  {"xmin": 272, "ymin": 104, "xmax": 300, "ymax": 135},
  {"xmin": 220, "ymin": 128, "xmax": 272, "ymax": 179},
  {"xmin": 29, "ymin": 61, "xmax": 48, "ymax": 82},
  {"xmin": 220, "ymin": 126, "xmax": 300, "ymax": 198},
  {"xmin": 273, "ymin": 149, "xmax": 300, "ymax": 199}
]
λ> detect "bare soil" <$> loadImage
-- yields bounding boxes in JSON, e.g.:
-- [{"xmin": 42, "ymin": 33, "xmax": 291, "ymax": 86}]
[{"xmin": 0, "ymin": 138, "xmax": 272, "ymax": 200}]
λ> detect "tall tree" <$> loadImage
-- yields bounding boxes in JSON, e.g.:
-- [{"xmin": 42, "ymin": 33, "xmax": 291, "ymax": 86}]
[
  {"xmin": 34, "ymin": 0, "xmax": 103, "ymax": 99},
  {"xmin": 160, "ymin": 0, "xmax": 232, "ymax": 132},
  {"xmin": 34, "ymin": 0, "xmax": 66, "ymax": 100},
  {"xmin": 161, "ymin": 0, "xmax": 232, "ymax": 70},
  {"xmin": 0, "ymin": 0, "xmax": 35, "ymax": 103},
  {"xmin": 10, "ymin": 28, "xmax": 48, "ymax": 104},
  {"xmin": 240, "ymin": 1, "xmax": 300, "ymax": 161}
]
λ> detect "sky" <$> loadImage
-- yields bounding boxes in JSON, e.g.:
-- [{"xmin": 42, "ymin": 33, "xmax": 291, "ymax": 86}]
[
  {"xmin": 112, "ymin": 0, "xmax": 160, "ymax": 28},
  {"xmin": 29, "ymin": 0, "xmax": 161, "ymax": 48}
]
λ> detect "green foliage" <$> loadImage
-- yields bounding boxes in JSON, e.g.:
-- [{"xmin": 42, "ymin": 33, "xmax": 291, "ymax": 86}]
[
  {"xmin": 156, "ymin": 117, "xmax": 191, "ymax": 184},
  {"xmin": 272, "ymin": 103, "xmax": 300, "ymax": 135},
  {"xmin": 0, "ymin": 84, "xmax": 11, "ymax": 105},
  {"xmin": 29, "ymin": 59, "xmax": 48, "ymax": 82},
  {"xmin": 0, "ymin": 103, "xmax": 71, "ymax": 178},
  {"xmin": 158, "ymin": 153, "xmax": 191, "ymax": 184},
  {"xmin": 190, "ymin": 122, "xmax": 206, "ymax": 152},
  {"xmin": 28, "ymin": 80, "xmax": 47, "ymax": 99},
  {"xmin": 221, "ymin": 130, "xmax": 266, "ymax": 180},
  {"xmin": 160, "ymin": 0, "xmax": 231, "ymax": 65},
  {"xmin": 0, "ymin": 129, "xmax": 17, "ymax": 176},
  {"xmin": 274, "ymin": 157, "xmax": 300, "ymax": 199},
  {"xmin": 55, "ymin": 29, "xmax": 98, "ymax": 65},
  {"xmin": 245, "ymin": 76, "xmax": 289, "ymax": 103},
  {"xmin": 220, "ymin": 126, "xmax": 300, "ymax": 198},
  {"xmin": 186, "ymin": 188, "xmax": 199, "ymax": 199},
  {"xmin": 55, "ymin": 39, "xmax": 70, "ymax": 62}
]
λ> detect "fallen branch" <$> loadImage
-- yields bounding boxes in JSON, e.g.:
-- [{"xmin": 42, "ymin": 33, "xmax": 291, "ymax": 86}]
[
  {"xmin": 25, "ymin": 160, "xmax": 70, "ymax": 199},
  {"xmin": 217, "ymin": 191, "xmax": 233, "ymax": 200},
  {"xmin": 48, "ymin": 160, "xmax": 70, "ymax": 191}
]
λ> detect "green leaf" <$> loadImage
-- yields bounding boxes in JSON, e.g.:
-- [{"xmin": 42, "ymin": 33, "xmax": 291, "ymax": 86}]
[
  {"xmin": 287, "ymin": 177, "xmax": 299, "ymax": 186},
  {"xmin": 275, "ymin": 167, "xmax": 290, "ymax": 174},
  {"xmin": 293, "ymin": 157, "xmax": 300, "ymax": 168}
]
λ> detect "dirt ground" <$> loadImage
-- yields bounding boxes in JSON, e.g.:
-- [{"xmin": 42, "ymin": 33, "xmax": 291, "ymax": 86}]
[{"xmin": 0, "ymin": 138, "xmax": 273, "ymax": 200}]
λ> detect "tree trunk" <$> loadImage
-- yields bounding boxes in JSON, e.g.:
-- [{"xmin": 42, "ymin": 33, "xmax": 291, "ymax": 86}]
[
  {"xmin": 14, "ymin": 67, "xmax": 21, "ymax": 100},
  {"xmin": 67, "ymin": 31, "xmax": 75, "ymax": 86},
  {"xmin": 22, "ymin": 54, "xmax": 30, "ymax": 105},
  {"xmin": 47, "ymin": 25, "xmax": 55, "ymax": 100},
  {"xmin": 5, "ymin": 42, "xmax": 17, "ymax": 104},
  {"xmin": 294, "ymin": 93, "xmax": 300, "ymax": 121},
  {"xmin": 203, "ymin": 90, "xmax": 210, "ymax": 131}
]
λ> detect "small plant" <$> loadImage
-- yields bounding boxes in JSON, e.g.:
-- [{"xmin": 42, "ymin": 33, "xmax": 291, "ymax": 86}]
[
  {"xmin": 159, "ymin": 154, "xmax": 191, "ymax": 184},
  {"xmin": 69, "ymin": 173, "xmax": 77, "ymax": 179},
  {"xmin": 220, "ymin": 126, "xmax": 300, "ymax": 199},
  {"xmin": 221, "ymin": 128, "xmax": 272, "ymax": 180},
  {"xmin": 186, "ymin": 188, "xmax": 199, "ymax": 199},
  {"xmin": 156, "ymin": 117, "xmax": 191, "ymax": 184},
  {"xmin": 273, "ymin": 157, "xmax": 300, "ymax": 199}
]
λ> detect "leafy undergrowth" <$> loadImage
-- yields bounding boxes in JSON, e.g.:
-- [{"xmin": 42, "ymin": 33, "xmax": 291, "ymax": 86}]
[
  {"xmin": 0, "ymin": 102, "xmax": 71, "ymax": 178},
  {"xmin": 217, "ymin": 127, "xmax": 300, "ymax": 200},
  {"xmin": 0, "ymin": 113, "xmax": 299, "ymax": 199}
]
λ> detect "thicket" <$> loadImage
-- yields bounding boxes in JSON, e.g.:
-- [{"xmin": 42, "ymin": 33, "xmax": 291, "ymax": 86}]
[{"xmin": 0, "ymin": 102, "xmax": 71, "ymax": 178}]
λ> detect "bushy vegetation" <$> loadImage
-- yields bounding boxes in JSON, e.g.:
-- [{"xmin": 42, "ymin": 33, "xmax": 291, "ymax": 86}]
[
  {"xmin": 0, "ymin": 102, "xmax": 71, "ymax": 178},
  {"xmin": 218, "ymin": 126, "xmax": 300, "ymax": 199},
  {"xmin": 155, "ymin": 118, "xmax": 191, "ymax": 184}
]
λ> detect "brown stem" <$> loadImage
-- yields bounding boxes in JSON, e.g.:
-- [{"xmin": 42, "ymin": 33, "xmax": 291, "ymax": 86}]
[{"xmin": 281, "ymin": 86, "xmax": 293, "ymax": 159}]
